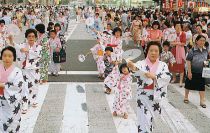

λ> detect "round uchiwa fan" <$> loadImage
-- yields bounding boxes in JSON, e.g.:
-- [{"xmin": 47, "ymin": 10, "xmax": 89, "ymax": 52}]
[
  {"xmin": 78, "ymin": 54, "xmax": 86, "ymax": 62},
  {"xmin": 122, "ymin": 49, "xmax": 142, "ymax": 61},
  {"xmin": 28, "ymin": 0, "xmax": 39, "ymax": 3},
  {"xmin": 6, "ymin": 24, "xmax": 21, "ymax": 36}
]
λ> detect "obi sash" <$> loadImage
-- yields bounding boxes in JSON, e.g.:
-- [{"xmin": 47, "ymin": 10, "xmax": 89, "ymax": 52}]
[
  {"xmin": 144, "ymin": 83, "xmax": 154, "ymax": 90},
  {"xmin": 0, "ymin": 87, "xmax": 3, "ymax": 95},
  {"xmin": 107, "ymin": 44, "xmax": 117, "ymax": 47}
]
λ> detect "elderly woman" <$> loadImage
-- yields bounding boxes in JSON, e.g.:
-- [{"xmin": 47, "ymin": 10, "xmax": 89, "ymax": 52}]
[
  {"xmin": 184, "ymin": 35, "xmax": 209, "ymax": 108},
  {"xmin": 169, "ymin": 21, "xmax": 186, "ymax": 87},
  {"xmin": 0, "ymin": 46, "xmax": 24, "ymax": 132},
  {"xmin": 128, "ymin": 41, "xmax": 172, "ymax": 132},
  {"xmin": 12, "ymin": 29, "xmax": 42, "ymax": 114}
]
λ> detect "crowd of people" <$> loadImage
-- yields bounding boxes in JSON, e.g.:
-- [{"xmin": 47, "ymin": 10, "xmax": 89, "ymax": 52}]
[
  {"xmin": 80, "ymin": 6, "xmax": 210, "ymax": 132},
  {"xmin": 0, "ymin": 4, "xmax": 70, "ymax": 132},
  {"xmin": 0, "ymin": 3, "xmax": 210, "ymax": 133}
]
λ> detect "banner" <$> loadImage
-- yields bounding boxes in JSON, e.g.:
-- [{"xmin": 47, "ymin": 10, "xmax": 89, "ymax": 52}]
[
  {"xmin": 178, "ymin": 0, "xmax": 182, "ymax": 7},
  {"xmin": 170, "ymin": 0, "xmax": 173, "ymax": 9}
]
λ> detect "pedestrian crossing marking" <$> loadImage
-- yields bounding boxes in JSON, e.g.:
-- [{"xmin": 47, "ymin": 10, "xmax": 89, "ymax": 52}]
[
  {"xmin": 171, "ymin": 84, "xmax": 210, "ymax": 119},
  {"xmin": 106, "ymin": 93, "xmax": 138, "ymax": 133},
  {"xmin": 61, "ymin": 83, "xmax": 88, "ymax": 133},
  {"xmin": 18, "ymin": 83, "xmax": 210, "ymax": 133},
  {"xmin": 20, "ymin": 84, "xmax": 49, "ymax": 133},
  {"xmin": 162, "ymin": 99, "xmax": 199, "ymax": 132}
]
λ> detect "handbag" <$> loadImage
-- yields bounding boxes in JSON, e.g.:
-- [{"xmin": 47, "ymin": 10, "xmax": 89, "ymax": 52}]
[
  {"xmin": 60, "ymin": 47, "xmax": 66, "ymax": 63},
  {"xmin": 53, "ymin": 51, "xmax": 60, "ymax": 63}
]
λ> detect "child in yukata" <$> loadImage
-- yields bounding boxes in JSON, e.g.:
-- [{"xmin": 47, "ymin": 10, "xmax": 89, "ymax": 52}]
[
  {"xmin": 104, "ymin": 46, "xmax": 115, "ymax": 94},
  {"xmin": 112, "ymin": 63, "xmax": 133, "ymax": 119},
  {"xmin": 160, "ymin": 41, "xmax": 176, "ymax": 66},
  {"xmin": 123, "ymin": 27, "xmax": 131, "ymax": 46},
  {"xmin": 90, "ymin": 37, "xmax": 105, "ymax": 79},
  {"xmin": 48, "ymin": 30, "xmax": 62, "ymax": 76}
]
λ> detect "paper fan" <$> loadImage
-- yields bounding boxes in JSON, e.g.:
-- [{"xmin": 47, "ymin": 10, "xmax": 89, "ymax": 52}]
[
  {"xmin": 122, "ymin": 49, "xmax": 141, "ymax": 61},
  {"xmin": 78, "ymin": 54, "xmax": 86, "ymax": 62},
  {"xmin": 6, "ymin": 24, "xmax": 21, "ymax": 36},
  {"xmin": 28, "ymin": 0, "xmax": 39, "ymax": 4}
]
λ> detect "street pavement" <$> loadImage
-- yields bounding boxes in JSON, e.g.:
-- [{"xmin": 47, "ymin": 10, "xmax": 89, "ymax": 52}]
[{"xmin": 14, "ymin": 20, "xmax": 210, "ymax": 133}]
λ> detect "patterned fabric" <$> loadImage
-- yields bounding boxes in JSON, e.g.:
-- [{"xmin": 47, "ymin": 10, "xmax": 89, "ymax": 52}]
[
  {"xmin": 135, "ymin": 60, "xmax": 172, "ymax": 132},
  {"xmin": 90, "ymin": 44, "xmax": 105, "ymax": 74},
  {"xmin": 113, "ymin": 73, "xmax": 132, "ymax": 114},
  {"xmin": 160, "ymin": 51, "xmax": 176, "ymax": 64},
  {"xmin": 15, "ymin": 43, "xmax": 42, "ymax": 107},
  {"xmin": 0, "ymin": 66, "xmax": 23, "ymax": 133},
  {"xmin": 39, "ymin": 36, "xmax": 50, "ymax": 81},
  {"xmin": 103, "ymin": 54, "xmax": 114, "ymax": 78}
]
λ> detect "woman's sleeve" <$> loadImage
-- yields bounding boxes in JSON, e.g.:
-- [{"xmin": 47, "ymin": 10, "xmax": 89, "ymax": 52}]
[
  {"xmin": 154, "ymin": 62, "xmax": 172, "ymax": 101},
  {"xmin": 186, "ymin": 49, "xmax": 193, "ymax": 61},
  {"xmin": 4, "ymin": 69, "xmax": 23, "ymax": 107},
  {"xmin": 28, "ymin": 47, "xmax": 41, "ymax": 59}
]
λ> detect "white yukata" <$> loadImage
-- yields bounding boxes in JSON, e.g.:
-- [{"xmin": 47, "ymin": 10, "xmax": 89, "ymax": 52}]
[
  {"xmin": 109, "ymin": 36, "xmax": 123, "ymax": 62},
  {"xmin": 48, "ymin": 37, "xmax": 61, "ymax": 75},
  {"xmin": 90, "ymin": 44, "xmax": 105, "ymax": 75},
  {"xmin": 135, "ymin": 60, "xmax": 171, "ymax": 132},
  {"xmin": 113, "ymin": 73, "xmax": 133, "ymax": 115},
  {"xmin": 0, "ymin": 64, "xmax": 23, "ymax": 133},
  {"xmin": 104, "ymin": 65, "xmax": 120, "ymax": 89},
  {"xmin": 15, "ymin": 43, "xmax": 42, "ymax": 108}
]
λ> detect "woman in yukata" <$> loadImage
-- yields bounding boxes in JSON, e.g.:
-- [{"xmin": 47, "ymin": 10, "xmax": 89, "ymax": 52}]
[
  {"xmin": 147, "ymin": 21, "xmax": 162, "ymax": 43},
  {"xmin": 0, "ymin": 46, "xmax": 24, "ymax": 133},
  {"xmin": 127, "ymin": 41, "xmax": 172, "ymax": 132},
  {"xmin": 35, "ymin": 24, "xmax": 50, "ymax": 84},
  {"xmin": 12, "ymin": 29, "xmax": 42, "ymax": 114}
]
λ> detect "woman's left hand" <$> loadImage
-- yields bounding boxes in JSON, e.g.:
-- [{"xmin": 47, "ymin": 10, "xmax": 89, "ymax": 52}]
[{"xmin": 145, "ymin": 72, "xmax": 156, "ymax": 79}]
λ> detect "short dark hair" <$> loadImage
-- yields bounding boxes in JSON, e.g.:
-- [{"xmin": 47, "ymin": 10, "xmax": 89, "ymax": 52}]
[
  {"xmin": 54, "ymin": 23, "xmax": 61, "ymax": 30},
  {"xmin": 164, "ymin": 20, "xmax": 170, "ymax": 28},
  {"xmin": 174, "ymin": 21, "xmax": 182, "ymax": 27},
  {"xmin": 112, "ymin": 27, "xmax": 122, "ymax": 36},
  {"xmin": 0, "ymin": 19, "xmax": 5, "ymax": 24},
  {"xmin": 95, "ymin": 13, "xmax": 99, "ymax": 16},
  {"xmin": 119, "ymin": 63, "xmax": 130, "ymax": 74},
  {"xmin": 196, "ymin": 24, "xmax": 202, "ymax": 29},
  {"xmin": 162, "ymin": 41, "xmax": 170, "ymax": 47},
  {"xmin": 201, "ymin": 19, "xmax": 207, "ymax": 23},
  {"xmin": 35, "ymin": 23, "xmax": 45, "ymax": 34},
  {"xmin": 0, "ymin": 46, "xmax": 16, "ymax": 61},
  {"xmin": 145, "ymin": 41, "xmax": 162, "ymax": 56},
  {"xmin": 195, "ymin": 34, "xmax": 206, "ymax": 42},
  {"xmin": 48, "ymin": 22, "xmax": 54, "ymax": 26},
  {"xmin": 49, "ymin": 29, "xmax": 57, "ymax": 34},
  {"xmin": 152, "ymin": 21, "xmax": 160, "ymax": 29},
  {"xmin": 105, "ymin": 47, "xmax": 113, "ymax": 52},
  {"xmin": 25, "ymin": 29, "xmax": 38, "ymax": 38}
]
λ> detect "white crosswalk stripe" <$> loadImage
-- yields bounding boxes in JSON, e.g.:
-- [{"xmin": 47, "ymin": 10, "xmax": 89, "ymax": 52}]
[{"xmin": 19, "ymin": 82, "xmax": 210, "ymax": 133}]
